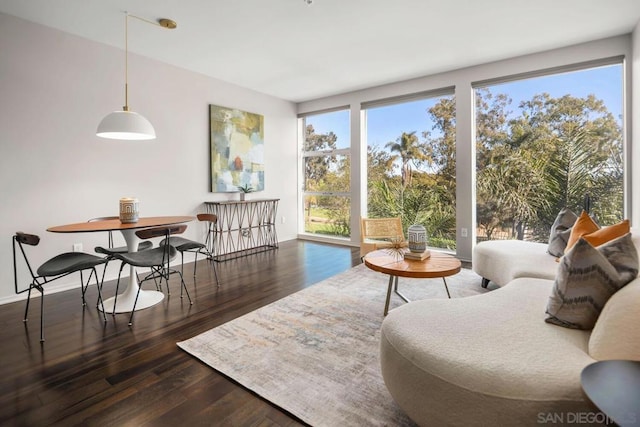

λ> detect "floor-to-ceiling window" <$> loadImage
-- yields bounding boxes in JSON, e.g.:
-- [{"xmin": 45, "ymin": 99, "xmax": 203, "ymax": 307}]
[
  {"xmin": 296, "ymin": 42, "xmax": 629, "ymax": 262},
  {"xmin": 300, "ymin": 109, "xmax": 351, "ymax": 239},
  {"xmin": 363, "ymin": 92, "xmax": 457, "ymax": 250},
  {"xmin": 474, "ymin": 62, "xmax": 625, "ymax": 242}
]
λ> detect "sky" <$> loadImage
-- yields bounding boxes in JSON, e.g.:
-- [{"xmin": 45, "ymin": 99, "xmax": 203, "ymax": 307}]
[{"xmin": 305, "ymin": 63, "xmax": 623, "ymax": 151}]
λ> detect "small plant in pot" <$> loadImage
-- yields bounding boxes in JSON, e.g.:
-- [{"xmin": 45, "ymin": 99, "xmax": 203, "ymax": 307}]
[{"xmin": 237, "ymin": 184, "xmax": 253, "ymax": 201}]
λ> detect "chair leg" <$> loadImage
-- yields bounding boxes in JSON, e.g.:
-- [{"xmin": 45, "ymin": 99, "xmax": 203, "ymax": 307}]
[
  {"xmin": 25, "ymin": 281, "xmax": 45, "ymax": 342},
  {"xmin": 112, "ymin": 261, "xmax": 126, "ymax": 315},
  {"xmin": 24, "ymin": 285, "xmax": 33, "ymax": 323},
  {"xmin": 99, "ymin": 259, "xmax": 110, "ymax": 309},
  {"xmin": 80, "ymin": 270, "xmax": 87, "ymax": 306},
  {"xmin": 193, "ymin": 252, "xmax": 198, "ymax": 277},
  {"xmin": 180, "ymin": 252, "xmax": 185, "ymax": 280},
  {"xmin": 39, "ymin": 287, "xmax": 44, "ymax": 343},
  {"xmin": 93, "ymin": 267, "xmax": 107, "ymax": 323},
  {"xmin": 211, "ymin": 254, "xmax": 220, "ymax": 287},
  {"xmin": 201, "ymin": 248, "xmax": 220, "ymax": 287},
  {"xmin": 176, "ymin": 270, "xmax": 192, "ymax": 304},
  {"xmin": 128, "ymin": 283, "xmax": 143, "ymax": 326}
]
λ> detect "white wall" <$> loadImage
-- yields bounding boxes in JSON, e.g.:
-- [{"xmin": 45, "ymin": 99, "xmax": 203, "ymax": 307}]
[
  {"xmin": 298, "ymin": 35, "xmax": 633, "ymax": 262},
  {"xmin": 0, "ymin": 13, "xmax": 298, "ymax": 303},
  {"xmin": 632, "ymin": 20, "xmax": 640, "ymax": 232}
]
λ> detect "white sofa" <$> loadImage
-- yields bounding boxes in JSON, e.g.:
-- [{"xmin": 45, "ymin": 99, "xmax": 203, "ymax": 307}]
[
  {"xmin": 472, "ymin": 239, "xmax": 558, "ymax": 288},
  {"xmin": 380, "ymin": 233, "xmax": 640, "ymax": 426}
]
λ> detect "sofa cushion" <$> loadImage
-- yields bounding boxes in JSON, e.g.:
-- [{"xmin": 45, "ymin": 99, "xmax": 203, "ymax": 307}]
[
  {"xmin": 546, "ymin": 233, "xmax": 639, "ymax": 330},
  {"xmin": 548, "ymin": 208, "xmax": 578, "ymax": 257},
  {"xmin": 589, "ymin": 276, "xmax": 640, "ymax": 360},
  {"xmin": 565, "ymin": 210, "xmax": 599, "ymax": 253}
]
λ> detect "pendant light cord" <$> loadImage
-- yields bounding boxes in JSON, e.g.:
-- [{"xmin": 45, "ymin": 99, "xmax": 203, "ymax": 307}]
[{"xmin": 124, "ymin": 12, "xmax": 129, "ymax": 111}]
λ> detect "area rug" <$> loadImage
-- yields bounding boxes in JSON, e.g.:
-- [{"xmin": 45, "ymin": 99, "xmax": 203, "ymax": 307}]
[{"xmin": 178, "ymin": 263, "xmax": 488, "ymax": 426}]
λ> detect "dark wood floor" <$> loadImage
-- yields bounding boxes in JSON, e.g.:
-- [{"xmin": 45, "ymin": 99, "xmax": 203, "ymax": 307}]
[{"xmin": 0, "ymin": 240, "xmax": 361, "ymax": 426}]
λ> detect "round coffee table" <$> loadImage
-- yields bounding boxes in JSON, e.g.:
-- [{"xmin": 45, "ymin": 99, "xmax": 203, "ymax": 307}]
[{"xmin": 364, "ymin": 249, "xmax": 461, "ymax": 315}]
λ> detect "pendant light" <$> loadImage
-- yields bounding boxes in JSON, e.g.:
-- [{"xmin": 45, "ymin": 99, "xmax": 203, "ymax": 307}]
[{"xmin": 97, "ymin": 13, "xmax": 177, "ymax": 140}]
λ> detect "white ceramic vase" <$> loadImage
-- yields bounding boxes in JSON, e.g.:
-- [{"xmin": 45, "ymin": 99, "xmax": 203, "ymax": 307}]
[{"xmin": 407, "ymin": 224, "xmax": 427, "ymax": 253}]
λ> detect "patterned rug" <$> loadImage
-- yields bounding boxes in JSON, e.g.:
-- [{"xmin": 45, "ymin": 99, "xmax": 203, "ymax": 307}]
[{"xmin": 178, "ymin": 263, "xmax": 489, "ymax": 426}]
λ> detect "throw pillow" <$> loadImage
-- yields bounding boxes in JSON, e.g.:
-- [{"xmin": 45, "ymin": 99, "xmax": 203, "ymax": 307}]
[
  {"xmin": 583, "ymin": 219, "xmax": 630, "ymax": 248},
  {"xmin": 545, "ymin": 233, "xmax": 638, "ymax": 330},
  {"xmin": 547, "ymin": 208, "xmax": 578, "ymax": 257},
  {"xmin": 564, "ymin": 210, "xmax": 599, "ymax": 253}
]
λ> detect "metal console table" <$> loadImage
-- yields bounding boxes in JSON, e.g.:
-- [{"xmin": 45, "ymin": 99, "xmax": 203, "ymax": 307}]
[{"xmin": 204, "ymin": 198, "xmax": 279, "ymax": 261}]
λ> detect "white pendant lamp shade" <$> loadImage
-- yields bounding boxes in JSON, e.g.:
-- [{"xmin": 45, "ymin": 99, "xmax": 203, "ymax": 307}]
[
  {"xmin": 97, "ymin": 110, "xmax": 156, "ymax": 140},
  {"xmin": 96, "ymin": 13, "xmax": 176, "ymax": 141}
]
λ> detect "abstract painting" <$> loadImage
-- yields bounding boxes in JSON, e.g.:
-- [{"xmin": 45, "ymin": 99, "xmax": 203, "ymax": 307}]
[{"xmin": 209, "ymin": 104, "xmax": 264, "ymax": 193}]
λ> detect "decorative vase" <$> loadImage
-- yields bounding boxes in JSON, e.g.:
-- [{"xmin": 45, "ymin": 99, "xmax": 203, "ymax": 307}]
[
  {"xmin": 240, "ymin": 192, "xmax": 246, "ymax": 201},
  {"xmin": 119, "ymin": 197, "xmax": 139, "ymax": 223},
  {"xmin": 407, "ymin": 224, "xmax": 427, "ymax": 253}
]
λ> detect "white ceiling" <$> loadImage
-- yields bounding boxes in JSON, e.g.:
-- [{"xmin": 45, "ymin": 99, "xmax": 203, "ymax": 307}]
[{"xmin": 1, "ymin": 0, "xmax": 639, "ymax": 103}]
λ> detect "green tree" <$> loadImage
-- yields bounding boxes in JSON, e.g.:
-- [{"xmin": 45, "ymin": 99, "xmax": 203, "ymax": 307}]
[
  {"xmin": 385, "ymin": 131, "xmax": 427, "ymax": 187},
  {"xmin": 304, "ymin": 124, "xmax": 338, "ymax": 190},
  {"xmin": 303, "ymin": 124, "xmax": 351, "ymax": 237},
  {"xmin": 476, "ymin": 90, "xmax": 623, "ymax": 241}
]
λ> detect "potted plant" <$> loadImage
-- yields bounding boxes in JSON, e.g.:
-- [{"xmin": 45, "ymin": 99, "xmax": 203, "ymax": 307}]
[{"xmin": 237, "ymin": 183, "xmax": 253, "ymax": 201}]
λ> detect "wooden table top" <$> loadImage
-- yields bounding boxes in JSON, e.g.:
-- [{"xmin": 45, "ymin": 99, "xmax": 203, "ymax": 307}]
[
  {"xmin": 47, "ymin": 216, "xmax": 195, "ymax": 233},
  {"xmin": 364, "ymin": 249, "xmax": 461, "ymax": 279}
]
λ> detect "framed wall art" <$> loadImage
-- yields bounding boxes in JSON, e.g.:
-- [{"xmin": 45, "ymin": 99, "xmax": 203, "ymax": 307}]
[{"xmin": 209, "ymin": 104, "xmax": 264, "ymax": 193}]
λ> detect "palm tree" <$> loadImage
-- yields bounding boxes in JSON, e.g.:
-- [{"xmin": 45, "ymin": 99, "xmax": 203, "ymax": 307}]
[{"xmin": 385, "ymin": 131, "xmax": 426, "ymax": 187}]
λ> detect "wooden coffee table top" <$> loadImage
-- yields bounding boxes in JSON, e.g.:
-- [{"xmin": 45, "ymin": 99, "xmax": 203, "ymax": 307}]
[{"xmin": 364, "ymin": 249, "xmax": 461, "ymax": 279}]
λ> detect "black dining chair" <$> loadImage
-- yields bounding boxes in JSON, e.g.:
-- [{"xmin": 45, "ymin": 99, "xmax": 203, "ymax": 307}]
[
  {"xmin": 90, "ymin": 216, "xmax": 153, "ymax": 314},
  {"xmin": 110, "ymin": 225, "xmax": 193, "ymax": 326},
  {"xmin": 90, "ymin": 216, "xmax": 153, "ymax": 255},
  {"xmin": 12, "ymin": 231, "xmax": 108, "ymax": 342},
  {"xmin": 159, "ymin": 213, "xmax": 220, "ymax": 286}
]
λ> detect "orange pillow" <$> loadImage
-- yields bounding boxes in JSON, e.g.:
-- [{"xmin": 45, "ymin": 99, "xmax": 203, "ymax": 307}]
[
  {"xmin": 583, "ymin": 219, "xmax": 630, "ymax": 248},
  {"xmin": 565, "ymin": 211, "xmax": 599, "ymax": 253}
]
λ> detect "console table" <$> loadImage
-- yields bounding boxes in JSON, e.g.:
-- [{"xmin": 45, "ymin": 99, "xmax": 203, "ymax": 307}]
[{"xmin": 204, "ymin": 199, "xmax": 279, "ymax": 261}]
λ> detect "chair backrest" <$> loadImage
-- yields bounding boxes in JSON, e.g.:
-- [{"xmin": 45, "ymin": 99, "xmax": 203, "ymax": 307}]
[
  {"xmin": 15, "ymin": 232, "xmax": 40, "ymax": 246},
  {"xmin": 13, "ymin": 232, "xmax": 40, "ymax": 294},
  {"xmin": 197, "ymin": 213, "xmax": 217, "ymax": 223},
  {"xmin": 136, "ymin": 224, "xmax": 187, "ymax": 240},
  {"xmin": 197, "ymin": 213, "xmax": 217, "ymax": 247},
  {"xmin": 88, "ymin": 216, "xmax": 119, "ymax": 248},
  {"xmin": 360, "ymin": 217, "xmax": 404, "ymax": 242}
]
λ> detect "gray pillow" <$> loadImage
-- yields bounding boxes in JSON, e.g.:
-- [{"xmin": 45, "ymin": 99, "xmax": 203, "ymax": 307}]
[
  {"xmin": 545, "ymin": 233, "xmax": 638, "ymax": 330},
  {"xmin": 547, "ymin": 208, "xmax": 578, "ymax": 257}
]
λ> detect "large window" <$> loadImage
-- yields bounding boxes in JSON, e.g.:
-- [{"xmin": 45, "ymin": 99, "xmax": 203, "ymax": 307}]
[
  {"xmin": 475, "ymin": 63, "xmax": 624, "ymax": 242},
  {"xmin": 364, "ymin": 94, "xmax": 456, "ymax": 250},
  {"xmin": 300, "ymin": 109, "xmax": 351, "ymax": 239}
]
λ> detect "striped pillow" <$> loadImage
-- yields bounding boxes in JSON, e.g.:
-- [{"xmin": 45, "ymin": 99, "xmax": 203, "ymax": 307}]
[
  {"xmin": 547, "ymin": 208, "xmax": 578, "ymax": 257},
  {"xmin": 545, "ymin": 233, "xmax": 638, "ymax": 330}
]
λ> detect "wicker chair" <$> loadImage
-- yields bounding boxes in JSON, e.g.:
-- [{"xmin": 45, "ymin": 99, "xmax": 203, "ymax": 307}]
[{"xmin": 359, "ymin": 217, "xmax": 407, "ymax": 258}]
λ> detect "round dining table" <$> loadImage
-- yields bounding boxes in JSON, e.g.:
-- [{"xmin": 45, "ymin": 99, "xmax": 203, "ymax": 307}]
[{"xmin": 47, "ymin": 216, "xmax": 194, "ymax": 313}]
